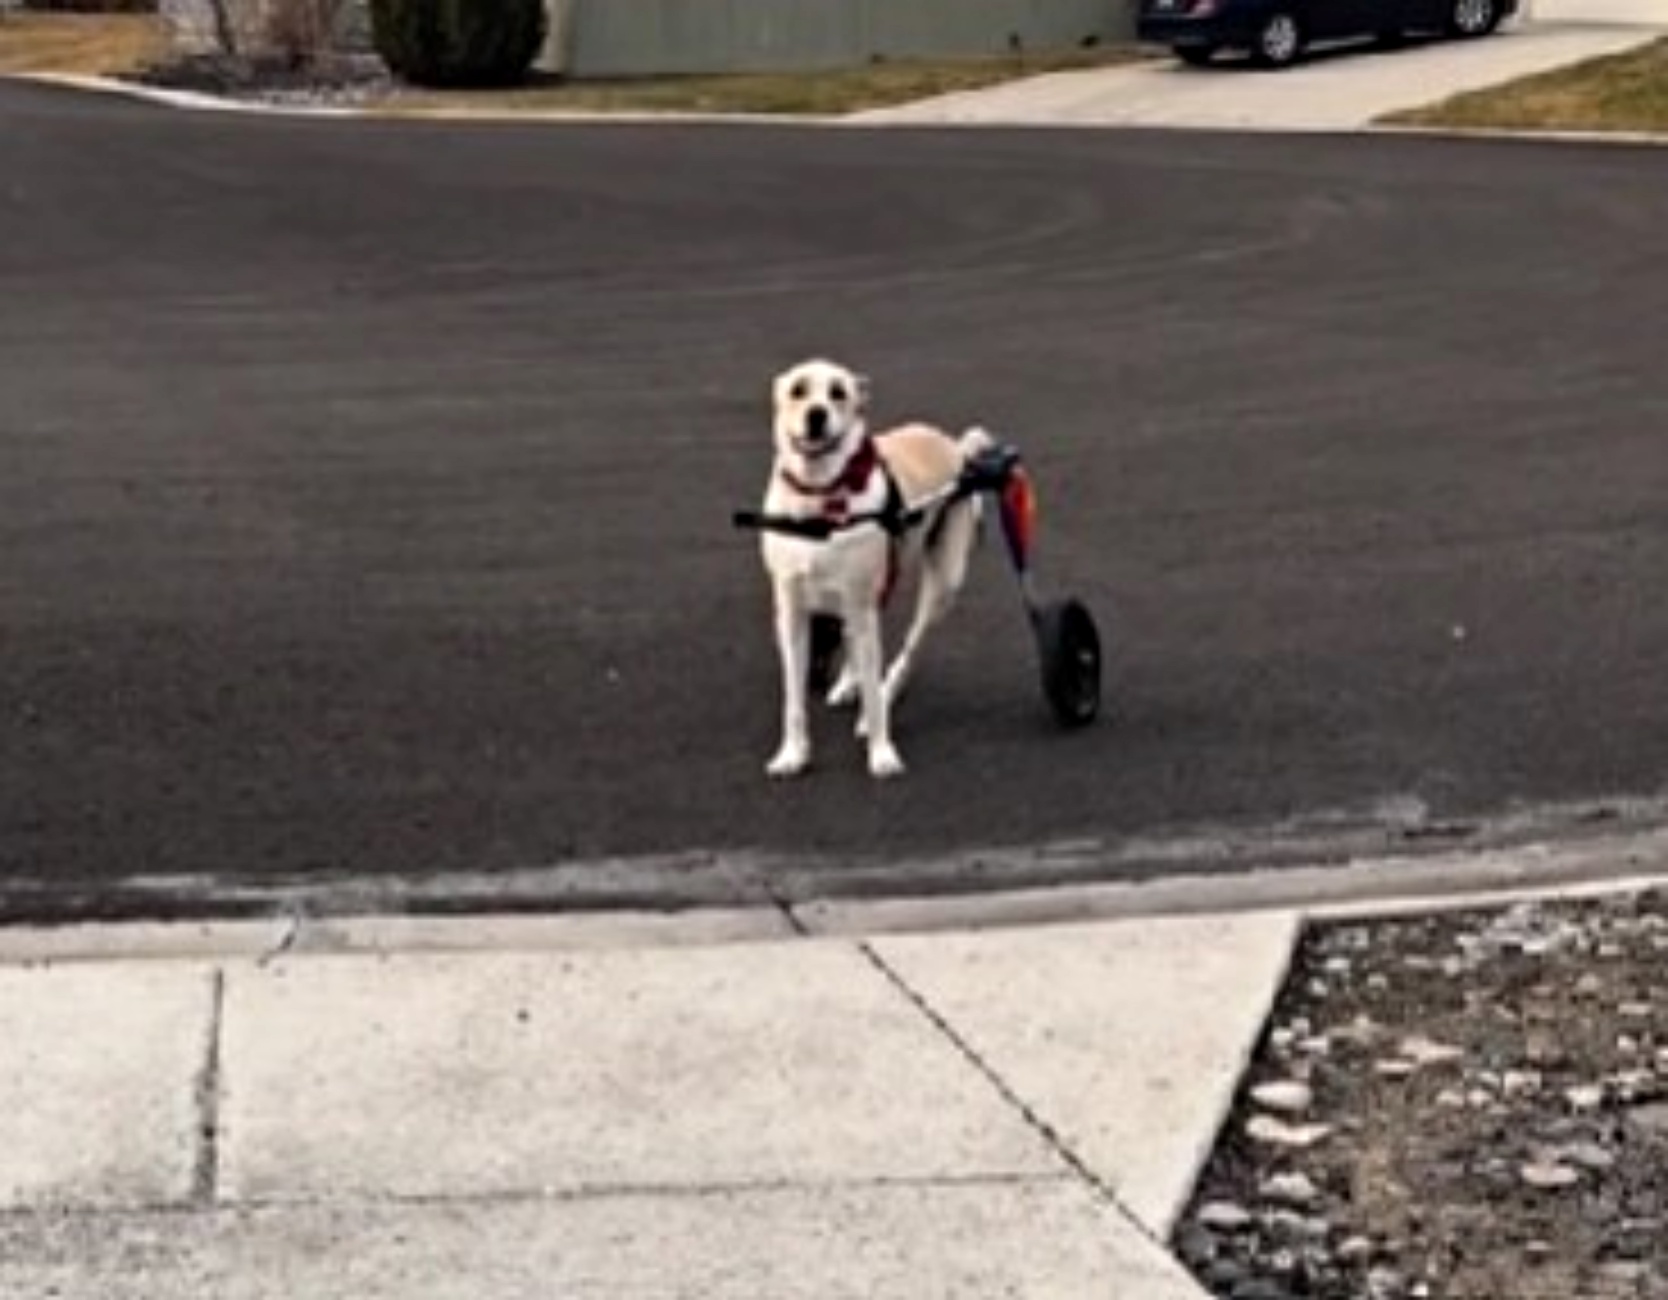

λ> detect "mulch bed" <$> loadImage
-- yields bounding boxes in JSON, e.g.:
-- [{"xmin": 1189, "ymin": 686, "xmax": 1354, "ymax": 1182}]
[{"xmin": 1176, "ymin": 886, "xmax": 1668, "ymax": 1300}]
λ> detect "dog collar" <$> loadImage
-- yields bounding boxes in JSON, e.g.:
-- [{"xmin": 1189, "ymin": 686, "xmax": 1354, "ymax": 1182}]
[{"xmin": 779, "ymin": 437, "xmax": 879, "ymax": 501}]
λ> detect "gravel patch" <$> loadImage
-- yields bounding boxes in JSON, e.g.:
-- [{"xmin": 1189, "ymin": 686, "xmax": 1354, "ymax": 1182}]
[{"xmin": 1176, "ymin": 887, "xmax": 1668, "ymax": 1299}]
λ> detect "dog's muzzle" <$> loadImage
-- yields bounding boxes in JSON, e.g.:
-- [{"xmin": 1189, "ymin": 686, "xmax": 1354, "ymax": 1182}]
[{"xmin": 793, "ymin": 408, "xmax": 842, "ymax": 458}]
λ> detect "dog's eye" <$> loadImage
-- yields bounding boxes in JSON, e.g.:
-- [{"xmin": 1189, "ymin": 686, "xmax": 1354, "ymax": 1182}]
[
  {"xmin": 829, "ymin": 383, "xmax": 848, "ymax": 404},
  {"xmin": 789, "ymin": 380, "xmax": 809, "ymax": 401}
]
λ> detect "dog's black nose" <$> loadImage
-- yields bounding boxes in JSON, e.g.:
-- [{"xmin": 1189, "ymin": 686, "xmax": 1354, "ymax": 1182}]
[{"xmin": 804, "ymin": 405, "xmax": 830, "ymax": 439}]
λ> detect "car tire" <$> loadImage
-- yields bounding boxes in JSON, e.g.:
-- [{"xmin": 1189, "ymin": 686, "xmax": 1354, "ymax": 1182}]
[
  {"xmin": 1448, "ymin": 0, "xmax": 1500, "ymax": 36},
  {"xmin": 1250, "ymin": 10, "xmax": 1305, "ymax": 68},
  {"xmin": 1175, "ymin": 44, "xmax": 1217, "ymax": 66}
]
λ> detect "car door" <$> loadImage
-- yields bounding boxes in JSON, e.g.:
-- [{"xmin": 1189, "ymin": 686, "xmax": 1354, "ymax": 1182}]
[
  {"xmin": 1301, "ymin": 0, "xmax": 1382, "ymax": 40},
  {"xmin": 1397, "ymin": 0, "xmax": 1452, "ymax": 31}
]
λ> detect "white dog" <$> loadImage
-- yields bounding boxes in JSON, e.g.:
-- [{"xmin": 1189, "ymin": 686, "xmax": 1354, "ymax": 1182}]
[{"xmin": 757, "ymin": 358, "xmax": 992, "ymax": 779}]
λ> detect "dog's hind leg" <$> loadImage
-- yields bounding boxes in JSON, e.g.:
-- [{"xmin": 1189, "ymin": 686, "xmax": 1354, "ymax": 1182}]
[
  {"xmin": 825, "ymin": 627, "xmax": 860, "ymax": 709},
  {"xmin": 808, "ymin": 614, "xmax": 845, "ymax": 699},
  {"xmin": 827, "ymin": 668, "xmax": 859, "ymax": 709},
  {"xmin": 881, "ymin": 499, "xmax": 980, "ymax": 713}
]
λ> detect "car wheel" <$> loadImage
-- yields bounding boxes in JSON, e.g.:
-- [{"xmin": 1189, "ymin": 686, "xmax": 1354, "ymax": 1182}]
[
  {"xmin": 1250, "ymin": 10, "xmax": 1304, "ymax": 68},
  {"xmin": 1448, "ymin": 0, "xmax": 1499, "ymax": 36},
  {"xmin": 1175, "ymin": 44, "xmax": 1217, "ymax": 66}
]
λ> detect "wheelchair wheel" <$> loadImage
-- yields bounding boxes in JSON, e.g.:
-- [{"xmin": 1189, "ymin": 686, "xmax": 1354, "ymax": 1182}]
[{"xmin": 1033, "ymin": 598, "xmax": 1102, "ymax": 729}]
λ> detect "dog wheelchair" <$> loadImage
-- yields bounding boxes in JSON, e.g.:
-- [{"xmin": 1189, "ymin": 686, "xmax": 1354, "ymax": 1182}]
[{"xmin": 733, "ymin": 440, "xmax": 1102, "ymax": 729}]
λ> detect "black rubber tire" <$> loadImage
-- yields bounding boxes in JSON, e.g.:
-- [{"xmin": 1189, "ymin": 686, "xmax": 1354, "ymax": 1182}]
[
  {"xmin": 1034, "ymin": 599, "xmax": 1102, "ymax": 729},
  {"xmin": 1175, "ymin": 44, "xmax": 1216, "ymax": 66},
  {"xmin": 1447, "ymin": 0, "xmax": 1499, "ymax": 36},
  {"xmin": 1249, "ymin": 9, "xmax": 1304, "ymax": 67}
]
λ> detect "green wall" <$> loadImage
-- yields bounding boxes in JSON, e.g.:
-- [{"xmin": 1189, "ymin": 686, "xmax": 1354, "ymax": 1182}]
[{"xmin": 551, "ymin": 0, "xmax": 1135, "ymax": 76}]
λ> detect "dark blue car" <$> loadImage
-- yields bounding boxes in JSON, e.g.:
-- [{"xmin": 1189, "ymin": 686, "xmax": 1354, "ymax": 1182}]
[{"xmin": 1137, "ymin": 0, "xmax": 1517, "ymax": 68}]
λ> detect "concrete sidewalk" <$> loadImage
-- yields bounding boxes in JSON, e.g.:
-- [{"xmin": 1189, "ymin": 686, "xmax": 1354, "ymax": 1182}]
[
  {"xmin": 852, "ymin": 20, "xmax": 1661, "ymax": 131},
  {"xmin": 7, "ymin": 831, "xmax": 1668, "ymax": 1297},
  {"xmin": 0, "ymin": 912, "xmax": 1300, "ymax": 1299}
]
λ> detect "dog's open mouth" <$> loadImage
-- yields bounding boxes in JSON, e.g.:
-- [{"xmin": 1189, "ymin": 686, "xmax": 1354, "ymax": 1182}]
[{"xmin": 792, "ymin": 434, "xmax": 845, "ymax": 460}]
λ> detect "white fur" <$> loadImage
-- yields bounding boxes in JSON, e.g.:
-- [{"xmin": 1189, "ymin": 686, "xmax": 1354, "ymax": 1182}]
[{"xmin": 759, "ymin": 358, "xmax": 990, "ymax": 779}]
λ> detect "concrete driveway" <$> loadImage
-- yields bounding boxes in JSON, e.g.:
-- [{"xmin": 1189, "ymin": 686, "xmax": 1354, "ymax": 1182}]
[
  {"xmin": 1529, "ymin": 0, "xmax": 1666, "ymax": 22},
  {"xmin": 852, "ymin": 19, "xmax": 1663, "ymax": 131}
]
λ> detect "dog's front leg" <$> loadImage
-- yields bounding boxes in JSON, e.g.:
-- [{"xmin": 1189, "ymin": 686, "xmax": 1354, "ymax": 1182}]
[
  {"xmin": 847, "ymin": 604, "xmax": 905, "ymax": 779},
  {"xmin": 766, "ymin": 586, "xmax": 813, "ymax": 778}
]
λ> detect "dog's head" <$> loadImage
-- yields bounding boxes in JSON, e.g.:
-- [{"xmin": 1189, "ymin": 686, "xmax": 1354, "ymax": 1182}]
[{"xmin": 772, "ymin": 358, "xmax": 870, "ymax": 468}]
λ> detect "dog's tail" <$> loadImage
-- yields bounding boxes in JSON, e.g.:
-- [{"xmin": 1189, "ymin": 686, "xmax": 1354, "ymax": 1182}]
[
  {"xmin": 958, "ymin": 425, "xmax": 997, "ymax": 462},
  {"xmin": 927, "ymin": 425, "xmax": 997, "ymax": 552}
]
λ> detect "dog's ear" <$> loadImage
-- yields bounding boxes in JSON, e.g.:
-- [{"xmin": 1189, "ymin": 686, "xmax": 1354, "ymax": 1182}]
[{"xmin": 852, "ymin": 372, "xmax": 872, "ymax": 411}]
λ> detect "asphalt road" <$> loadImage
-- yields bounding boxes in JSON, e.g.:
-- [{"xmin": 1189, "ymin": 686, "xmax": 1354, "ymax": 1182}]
[{"xmin": 3, "ymin": 82, "xmax": 1666, "ymax": 919}]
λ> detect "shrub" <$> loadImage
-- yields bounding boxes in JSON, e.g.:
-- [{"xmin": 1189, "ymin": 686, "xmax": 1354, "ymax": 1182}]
[
  {"xmin": 255, "ymin": 0, "xmax": 330, "ymax": 64},
  {"xmin": 369, "ymin": 0, "xmax": 545, "ymax": 88},
  {"xmin": 23, "ymin": 0, "xmax": 158, "ymax": 13}
]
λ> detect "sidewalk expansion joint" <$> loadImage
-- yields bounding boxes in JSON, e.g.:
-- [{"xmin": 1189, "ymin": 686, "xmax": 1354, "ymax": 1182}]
[
  {"xmin": 857, "ymin": 940, "xmax": 1175, "ymax": 1257},
  {"xmin": 192, "ymin": 969, "xmax": 227, "ymax": 1206},
  {"xmin": 258, "ymin": 908, "xmax": 304, "ymax": 965},
  {"xmin": 0, "ymin": 1172, "xmax": 1080, "ymax": 1223},
  {"xmin": 760, "ymin": 879, "xmax": 811, "ymax": 938},
  {"xmin": 314, "ymin": 1170, "xmax": 1072, "ymax": 1208}
]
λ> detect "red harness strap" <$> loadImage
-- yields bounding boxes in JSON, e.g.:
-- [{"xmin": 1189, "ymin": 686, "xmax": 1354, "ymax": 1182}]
[
  {"xmin": 780, "ymin": 439, "xmax": 901, "ymax": 607},
  {"xmin": 779, "ymin": 438, "xmax": 880, "ymax": 508}
]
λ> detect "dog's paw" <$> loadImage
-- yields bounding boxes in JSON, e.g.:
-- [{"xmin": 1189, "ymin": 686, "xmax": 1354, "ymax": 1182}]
[
  {"xmin": 867, "ymin": 744, "xmax": 906, "ymax": 780},
  {"xmin": 826, "ymin": 672, "xmax": 860, "ymax": 709},
  {"xmin": 766, "ymin": 744, "xmax": 812, "ymax": 779}
]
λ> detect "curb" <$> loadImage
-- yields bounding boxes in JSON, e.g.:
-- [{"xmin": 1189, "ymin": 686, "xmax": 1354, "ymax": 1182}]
[
  {"xmin": 5, "ymin": 823, "xmax": 1665, "ymax": 965},
  {"xmin": 1371, "ymin": 120, "xmax": 1668, "ymax": 146},
  {"xmin": 13, "ymin": 71, "xmax": 364, "ymax": 117},
  {"xmin": 796, "ymin": 823, "xmax": 1668, "ymax": 937},
  {"xmin": 8, "ymin": 71, "xmax": 846, "ymax": 125},
  {"xmin": 0, "ymin": 906, "xmax": 794, "ymax": 965},
  {"xmin": 9, "ymin": 70, "xmax": 1665, "ymax": 145}
]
